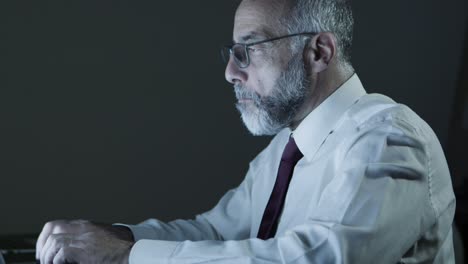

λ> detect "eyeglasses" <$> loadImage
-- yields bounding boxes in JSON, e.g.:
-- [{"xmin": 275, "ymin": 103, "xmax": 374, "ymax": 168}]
[{"xmin": 221, "ymin": 32, "xmax": 316, "ymax": 69}]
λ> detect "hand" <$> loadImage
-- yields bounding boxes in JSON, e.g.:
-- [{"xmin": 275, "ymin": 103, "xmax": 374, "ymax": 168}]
[
  {"xmin": 39, "ymin": 231, "xmax": 133, "ymax": 264},
  {"xmin": 36, "ymin": 219, "xmax": 134, "ymax": 264}
]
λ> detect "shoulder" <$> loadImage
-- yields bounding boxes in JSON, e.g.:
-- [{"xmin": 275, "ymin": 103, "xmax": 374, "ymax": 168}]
[
  {"xmin": 346, "ymin": 93, "xmax": 434, "ymax": 141},
  {"xmin": 324, "ymin": 93, "xmax": 442, "ymax": 168}
]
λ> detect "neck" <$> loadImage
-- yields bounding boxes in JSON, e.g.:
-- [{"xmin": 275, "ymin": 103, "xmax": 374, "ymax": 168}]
[{"xmin": 289, "ymin": 68, "xmax": 354, "ymax": 130}]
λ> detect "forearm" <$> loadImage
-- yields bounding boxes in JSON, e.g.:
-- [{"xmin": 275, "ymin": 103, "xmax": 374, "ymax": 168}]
[{"xmin": 123, "ymin": 215, "xmax": 222, "ymax": 242}]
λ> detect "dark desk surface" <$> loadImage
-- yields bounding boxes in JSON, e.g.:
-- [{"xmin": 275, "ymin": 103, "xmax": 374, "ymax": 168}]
[{"xmin": 0, "ymin": 234, "xmax": 37, "ymax": 264}]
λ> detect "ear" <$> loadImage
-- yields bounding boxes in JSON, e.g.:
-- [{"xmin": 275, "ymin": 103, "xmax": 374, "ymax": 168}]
[{"xmin": 303, "ymin": 32, "xmax": 337, "ymax": 74}]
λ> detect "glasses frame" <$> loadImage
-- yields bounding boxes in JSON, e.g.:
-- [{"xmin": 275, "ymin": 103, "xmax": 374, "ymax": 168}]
[{"xmin": 222, "ymin": 32, "xmax": 317, "ymax": 69}]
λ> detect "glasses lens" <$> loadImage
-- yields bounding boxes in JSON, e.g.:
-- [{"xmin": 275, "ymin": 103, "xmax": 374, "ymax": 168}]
[
  {"xmin": 232, "ymin": 44, "xmax": 248, "ymax": 68},
  {"xmin": 221, "ymin": 46, "xmax": 231, "ymax": 64}
]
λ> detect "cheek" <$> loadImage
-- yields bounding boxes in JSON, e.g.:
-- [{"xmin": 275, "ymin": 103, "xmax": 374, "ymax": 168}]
[{"xmin": 247, "ymin": 66, "xmax": 282, "ymax": 97}]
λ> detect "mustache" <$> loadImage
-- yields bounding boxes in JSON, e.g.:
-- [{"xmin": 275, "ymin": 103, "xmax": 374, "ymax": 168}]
[{"xmin": 233, "ymin": 84, "xmax": 261, "ymax": 101}]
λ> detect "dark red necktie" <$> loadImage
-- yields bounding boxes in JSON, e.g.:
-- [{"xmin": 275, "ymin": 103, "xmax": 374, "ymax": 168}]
[{"xmin": 257, "ymin": 136, "xmax": 304, "ymax": 240}]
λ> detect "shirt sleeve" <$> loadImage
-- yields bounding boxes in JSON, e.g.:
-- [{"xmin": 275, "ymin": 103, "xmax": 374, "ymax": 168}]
[{"xmin": 127, "ymin": 119, "xmax": 455, "ymax": 264}]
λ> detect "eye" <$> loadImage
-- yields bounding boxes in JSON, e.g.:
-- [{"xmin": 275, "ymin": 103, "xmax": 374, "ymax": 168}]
[{"xmin": 247, "ymin": 47, "xmax": 259, "ymax": 53}]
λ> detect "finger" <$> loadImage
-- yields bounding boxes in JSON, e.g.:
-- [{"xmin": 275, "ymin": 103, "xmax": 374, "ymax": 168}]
[
  {"xmin": 53, "ymin": 247, "xmax": 83, "ymax": 264},
  {"xmin": 40, "ymin": 230, "xmax": 57, "ymax": 263},
  {"xmin": 42, "ymin": 234, "xmax": 71, "ymax": 264},
  {"xmin": 36, "ymin": 221, "xmax": 55, "ymax": 259},
  {"xmin": 41, "ymin": 234, "xmax": 59, "ymax": 264}
]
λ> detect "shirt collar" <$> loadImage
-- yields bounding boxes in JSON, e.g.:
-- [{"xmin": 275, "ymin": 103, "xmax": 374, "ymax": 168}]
[{"xmin": 291, "ymin": 74, "xmax": 366, "ymax": 162}]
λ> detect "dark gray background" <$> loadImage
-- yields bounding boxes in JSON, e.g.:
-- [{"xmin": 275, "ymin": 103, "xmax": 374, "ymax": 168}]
[{"xmin": 1, "ymin": 0, "xmax": 467, "ymax": 234}]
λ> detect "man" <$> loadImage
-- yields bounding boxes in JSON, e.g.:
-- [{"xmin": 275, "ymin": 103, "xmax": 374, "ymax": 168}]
[{"xmin": 36, "ymin": 0, "xmax": 456, "ymax": 263}]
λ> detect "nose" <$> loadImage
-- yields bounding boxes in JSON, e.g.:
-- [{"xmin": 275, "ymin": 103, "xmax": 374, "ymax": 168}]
[{"xmin": 225, "ymin": 56, "xmax": 248, "ymax": 84}]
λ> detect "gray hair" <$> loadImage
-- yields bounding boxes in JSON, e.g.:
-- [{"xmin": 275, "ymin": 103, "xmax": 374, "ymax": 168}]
[{"xmin": 282, "ymin": 0, "xmax": 354, "ymax": 69}]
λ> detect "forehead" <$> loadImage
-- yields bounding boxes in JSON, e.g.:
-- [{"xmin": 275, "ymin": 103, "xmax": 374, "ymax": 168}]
[{"xmin": 233, "ymin": 0, "xmax": 288, "ymax": 42}]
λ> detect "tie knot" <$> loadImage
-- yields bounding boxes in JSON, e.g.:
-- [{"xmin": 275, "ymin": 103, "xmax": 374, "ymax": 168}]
[{"xmin": 281, "ymin": 137, "xmax": 303, "ymax": 163}]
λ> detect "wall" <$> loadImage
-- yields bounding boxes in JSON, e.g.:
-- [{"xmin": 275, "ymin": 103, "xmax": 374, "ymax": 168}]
[{"xmin": 0, "ymin": 0, "xmax": 466, "ymax": 234}]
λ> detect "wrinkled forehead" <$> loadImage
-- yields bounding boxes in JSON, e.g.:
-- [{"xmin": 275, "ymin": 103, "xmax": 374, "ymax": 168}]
[{"xmin": 233, "ymin": 0, "xmax": 289, "ymax": 43}]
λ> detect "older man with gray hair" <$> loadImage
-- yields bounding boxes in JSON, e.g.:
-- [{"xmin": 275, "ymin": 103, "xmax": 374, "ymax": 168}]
[{"xmin": 36, "ymin": 0, "xmax": 456, "ymax": 263}]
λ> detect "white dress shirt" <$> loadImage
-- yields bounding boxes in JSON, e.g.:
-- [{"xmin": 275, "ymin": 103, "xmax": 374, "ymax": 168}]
[{"xmin": 124, "ymin": 74, "xmax": 456, "ymax": 263}]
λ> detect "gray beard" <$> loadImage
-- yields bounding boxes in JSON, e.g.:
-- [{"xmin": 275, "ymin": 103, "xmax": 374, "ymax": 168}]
[{"xmin": 234, "ymin": 53, "xmax": 309, "ymax": 136}]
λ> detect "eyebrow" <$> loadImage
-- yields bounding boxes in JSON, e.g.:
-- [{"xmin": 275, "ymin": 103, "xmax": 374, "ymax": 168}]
[{"xmin": 234, "ymin": 30, "xmax": 272, "ymax": 44}]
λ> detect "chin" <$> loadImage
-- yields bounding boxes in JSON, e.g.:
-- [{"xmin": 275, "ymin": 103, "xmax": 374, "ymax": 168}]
[{"xmin": 239, "ymin": 110, "xmax": 282, "ymax": 136}]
